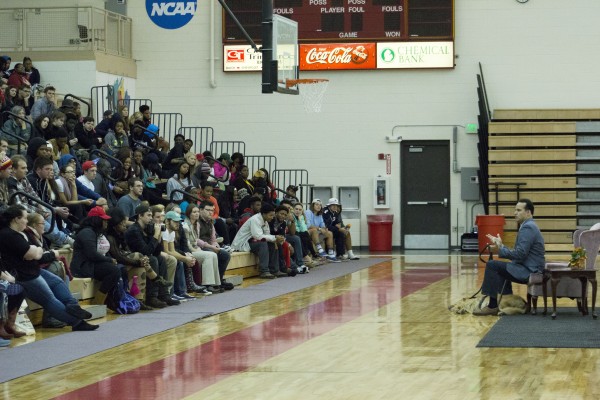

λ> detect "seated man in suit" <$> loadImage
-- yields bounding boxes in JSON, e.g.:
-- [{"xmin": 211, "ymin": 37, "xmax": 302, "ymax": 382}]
[{"xmin": 474, "ymin": 198, "xmax": 545, "ymax": 316}]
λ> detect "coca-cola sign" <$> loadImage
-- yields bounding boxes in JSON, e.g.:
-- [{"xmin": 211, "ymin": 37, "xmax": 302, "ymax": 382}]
[{"xmin": 299, "ymin": 43, "xmax": 376, "ymax": 71}]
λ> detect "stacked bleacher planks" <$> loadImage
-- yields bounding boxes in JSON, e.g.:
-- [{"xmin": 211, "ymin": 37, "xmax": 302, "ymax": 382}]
[{"xmin": 489, "ymin": 109, "xmax": 600, "ymax": 259}]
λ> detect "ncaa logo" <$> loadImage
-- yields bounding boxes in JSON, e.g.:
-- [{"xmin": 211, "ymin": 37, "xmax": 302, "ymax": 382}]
[
  {"xmin": 227, "ymin": 49, "xmax": 245, "ymax": 62},
  {"xmin": 146, "ymin": 0, "xmax": 197, "ymax": 30}
]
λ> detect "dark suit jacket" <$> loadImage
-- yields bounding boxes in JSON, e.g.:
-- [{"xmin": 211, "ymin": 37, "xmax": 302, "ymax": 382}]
[{"xmin": 499, "ymin": 218, "xmax": 545, "ymax": 281}]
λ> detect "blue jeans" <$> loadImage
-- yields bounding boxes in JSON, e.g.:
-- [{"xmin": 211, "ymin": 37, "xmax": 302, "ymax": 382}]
[
  {"xmin": 173, "ymin": 261, "xmax": 187, "ymax": 296},
  {"xmin": 249, "ymin": 241, "xmax": 278, "ymax": 274},
  {"xmin": 286, "ymin": 234, "xmax": 304, "ymax": 266},
  {"xmin": 216, "ymin": 249, "xmax": 231, "ymax": 280},
  {"xmin": 44, "ymin": 218, "xmax": 70, "ymax": 246},
  {"xmin": 18, "ymin": 269, "xmax": 80, "ymax": 326}
]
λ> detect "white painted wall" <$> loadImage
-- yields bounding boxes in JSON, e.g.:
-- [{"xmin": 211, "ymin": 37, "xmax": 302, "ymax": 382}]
[
  {"xmin": 5, "ymin": 0, "xmax": 600, "ymax": 247},
  {"xmin": 120, "ymin": 0, "xmax": 600, "ymax": 247}
]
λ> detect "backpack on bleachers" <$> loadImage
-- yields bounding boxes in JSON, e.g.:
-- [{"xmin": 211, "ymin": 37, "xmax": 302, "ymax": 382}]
[{"xmin": 106, "ymin": 277, "xmax": 140, "ymax": 314}]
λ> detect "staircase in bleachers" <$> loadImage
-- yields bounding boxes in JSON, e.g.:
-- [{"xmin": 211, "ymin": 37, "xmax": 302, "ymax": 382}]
[
  {"xmin": 89, "ymin": 89, "xmax": 312, "ymax": 202},
  {"xmin": 488, "ymin": 109, "xmax": 600, "ymax": 258}
]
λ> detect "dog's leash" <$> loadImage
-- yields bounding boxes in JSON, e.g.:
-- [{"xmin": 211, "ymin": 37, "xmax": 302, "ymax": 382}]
[
  {"xmin": 468, "ymin": 244, "xmax": 494, "ymax": 299},
  {"xmin": 470, "ymin": 244, "xmax": 508, "ymax": 309}
]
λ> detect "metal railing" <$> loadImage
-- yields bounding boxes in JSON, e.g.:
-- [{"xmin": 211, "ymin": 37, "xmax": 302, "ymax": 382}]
[
  {"xmin": 169, "ymin": 189, "xmax": 202, "ymax": 203},
  {"xmin": 118, "ymin": 98, "xmax": 152, "ymax": 116},
  {"xmin": 272, "ymin": 169, "xmax": 310, "ymax": 204},
  {"xmin": 0, "ymin": 7, "xmax": 131, "ymax": 57},
  {"xmin": 244, "ymin": 155, "xmax": 277, "ymax": 177},
  {"xmin": 90, "ymin": 84, "xmax": 114, "ymax": 122},
  {"xmin": 63, "ymin": 93, "xmax": 91, "ymax": 117},
  {"xmin": 151, "ymin": 113, "xmax": 183, "ymax": 147},
  {"xmin": 209, "ymin": 141, "xmax": 245, "ymax": 158},
  {"xmin": 9, "ymin": 191, "xmax": 56, "ymax": 234},
  {"xmin": 178, "ymin": 127, "xmax": 214, "ymax": 154},
  {"xmin": 0, "ymin": 111, "xmax": 32, "ymax": 154}
]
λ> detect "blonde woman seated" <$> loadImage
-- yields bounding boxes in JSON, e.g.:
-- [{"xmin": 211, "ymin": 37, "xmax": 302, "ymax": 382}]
[
  {"xmin": 305, "ymin": 199, "xmax": 338, "ymax": 262},
  {"xmin": 183, "ymin": 204, "xmax": 231, "ymax": 293}
]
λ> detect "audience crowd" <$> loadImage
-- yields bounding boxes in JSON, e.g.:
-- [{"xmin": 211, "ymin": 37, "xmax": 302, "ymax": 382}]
[{"xmin": 0, "ymin": 55, "xmax": 360, "ymax": 347}]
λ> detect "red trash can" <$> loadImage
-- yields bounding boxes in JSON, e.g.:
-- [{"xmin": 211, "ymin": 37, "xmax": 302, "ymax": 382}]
[
  {"xmin": 475, "ymin": 215, "xmax": 505, "ymax": 253},
  {"xmin": 367, "ymin": 214, "xmax": 394, "ymax": 251}
]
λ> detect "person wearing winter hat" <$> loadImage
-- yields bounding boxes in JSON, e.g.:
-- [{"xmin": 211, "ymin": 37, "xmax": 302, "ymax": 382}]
[
  {"xmin": 322, "ymin": 198, "xmax": 360, "ymax": 261},
  {"xmin": 0, "ymin": 155, "xmax": 13, "ymax": 205},
  {"xmin": 77, "ymin": 160, "xmax": 97, "ymax": 191}
]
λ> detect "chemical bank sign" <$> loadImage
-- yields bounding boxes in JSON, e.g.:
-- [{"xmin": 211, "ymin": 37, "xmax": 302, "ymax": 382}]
[
  {"xmin": 146, "ymin": 0, "xmax": 197, "ymax": 29},
  {"xmin": 377, "ymin": 42, "xmax": 454, "ymax": 69}
]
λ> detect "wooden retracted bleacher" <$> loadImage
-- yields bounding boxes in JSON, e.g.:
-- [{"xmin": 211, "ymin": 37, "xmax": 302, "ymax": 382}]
[{"xmin": 488, "ymin": 109, "xmax": 600, "ymax": 259}]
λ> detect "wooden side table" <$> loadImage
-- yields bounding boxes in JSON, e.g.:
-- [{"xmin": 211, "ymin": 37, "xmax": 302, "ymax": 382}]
[{"xmin": 542, "ymin": 268, "xmax": 597, "ymax": 319}]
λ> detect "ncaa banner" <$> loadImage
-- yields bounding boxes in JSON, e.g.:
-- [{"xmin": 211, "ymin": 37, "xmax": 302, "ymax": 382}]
[{"xmin": 146, "ymin": 0, "xmax": 197, "ymax": 29}]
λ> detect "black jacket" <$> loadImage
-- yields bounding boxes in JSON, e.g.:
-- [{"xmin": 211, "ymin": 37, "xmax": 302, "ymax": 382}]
[
  {"xmin": 124, "ymin": 222, "xmax": 161, "ymax": 257},
  {"xmin": 71, "ymin": 227, "xmax": 114, "ymax": 277}
]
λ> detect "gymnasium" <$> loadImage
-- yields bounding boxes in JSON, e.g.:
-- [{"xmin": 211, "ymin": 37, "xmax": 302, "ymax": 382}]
[{"xmin": 1, "ymin": 0, "xmax": 600, "ymax": 399}]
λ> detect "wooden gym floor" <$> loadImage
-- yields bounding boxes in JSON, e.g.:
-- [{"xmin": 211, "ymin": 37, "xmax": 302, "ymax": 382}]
[{"xmin": 3, "ymin": 253, "xmax": 600, "ymax": 400}]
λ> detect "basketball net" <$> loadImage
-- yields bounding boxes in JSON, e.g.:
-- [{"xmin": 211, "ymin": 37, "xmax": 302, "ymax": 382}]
[{"xmin": 286, "ymin": 79, "xmax": 329, "ymax": 113}]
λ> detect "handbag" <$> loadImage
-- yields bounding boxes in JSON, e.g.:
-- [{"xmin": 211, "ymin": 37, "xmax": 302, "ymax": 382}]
[
  {"xmin": 14, "ymin": 300, "xmax": 35, "ymax": 336},
  {"xmin": 105, "ymin": 277, "xmax": 141, "ymax": 315}
]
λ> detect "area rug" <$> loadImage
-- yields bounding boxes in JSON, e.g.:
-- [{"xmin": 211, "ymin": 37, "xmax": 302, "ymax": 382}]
[
  {"xmin": 0, "ymin": 257, "xmax": 390, "ymax": 383},
  {"xmin": 477, "ymin": 308, "xmax": 600, "ymax": 348}
]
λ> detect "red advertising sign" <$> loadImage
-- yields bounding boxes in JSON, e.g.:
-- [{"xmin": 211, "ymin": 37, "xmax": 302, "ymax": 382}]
[{"xmin": 299, "ymin": 43, "xmax": 376, "ymax": 71}]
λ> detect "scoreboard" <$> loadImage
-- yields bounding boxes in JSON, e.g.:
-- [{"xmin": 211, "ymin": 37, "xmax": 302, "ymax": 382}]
[{"xmin": 223, "ymin": 0, "xmax": 453, "ymax": 43}]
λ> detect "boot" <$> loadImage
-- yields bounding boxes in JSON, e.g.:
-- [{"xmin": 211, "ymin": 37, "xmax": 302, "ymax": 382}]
[
  {"xmin": 151, "ymin": 275, "xmax": 173, "ymax": 290},
  {"xmin": 0, "ymin": 320, "xmax": 14, "ymax": 339},
  {"xmin": 185, "ymin": 268, "xmax": 202, "ymax": 293},
  {"xmin": 5, "ymin": 309, "xmax": 26, "ymax": 338}
]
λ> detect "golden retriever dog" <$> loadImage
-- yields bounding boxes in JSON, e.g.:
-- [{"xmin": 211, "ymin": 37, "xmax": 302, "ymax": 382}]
[{"xmin": 449, "ymin": 294, "xmax": 527, "ymax": 315}]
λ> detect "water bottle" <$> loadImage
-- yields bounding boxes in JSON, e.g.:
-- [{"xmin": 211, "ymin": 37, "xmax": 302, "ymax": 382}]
[{"xmin": 130, "ymin": 275, "xmax": 141, "ymax": 297}]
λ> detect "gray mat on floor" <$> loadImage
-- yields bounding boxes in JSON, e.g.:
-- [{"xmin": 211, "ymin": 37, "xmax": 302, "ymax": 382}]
[
  {"xmin": 0, "ymin": 257, "xmax": 389, "ymax": 383},
  {"xmin": 477, "ymin": 308, "xmax": 600, "ymax": 348}
]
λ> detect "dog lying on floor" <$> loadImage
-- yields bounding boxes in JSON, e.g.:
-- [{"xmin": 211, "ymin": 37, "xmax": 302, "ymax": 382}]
[{"xmin": 449, "ymin": 294, "xmax": 527, "ymax": 315}]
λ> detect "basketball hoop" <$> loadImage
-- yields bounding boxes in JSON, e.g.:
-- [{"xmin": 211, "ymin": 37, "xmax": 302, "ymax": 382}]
[{"xmin": 286, "ymin": 79, "xmax": 329, "ymax": 113}]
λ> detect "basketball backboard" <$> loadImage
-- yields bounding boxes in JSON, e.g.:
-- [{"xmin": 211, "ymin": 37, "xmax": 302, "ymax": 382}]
[{"xmin": 272, "ymin": 15, "xmax": 299, "ymax": 95}]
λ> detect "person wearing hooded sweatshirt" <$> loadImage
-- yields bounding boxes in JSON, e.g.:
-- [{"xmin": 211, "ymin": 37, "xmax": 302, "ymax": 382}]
[
  {"xmin": 95, "ymin": 112, "xmax": 122, "ymax": 141},
  {"xmin": 30, "ymin": 114, "xmax": 51, "ymax": 141},
  {"xmin": 26, "ymin": 137, "xmax": 58, "ymax": 176}
]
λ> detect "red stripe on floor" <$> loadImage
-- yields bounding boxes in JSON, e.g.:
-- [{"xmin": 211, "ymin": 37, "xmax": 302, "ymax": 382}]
[{"xmin": 55, "ymin": 266, "xmax": 448, "ymax": 400}]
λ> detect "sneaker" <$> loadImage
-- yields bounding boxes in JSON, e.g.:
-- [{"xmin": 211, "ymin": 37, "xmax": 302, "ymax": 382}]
[
  {"xmin": 179, "ymin": 293, "xmax": 196, "ymax": 300},
  {"xmin": 197, "ymin": 286, "xmax": 213, "ymax": 295},
  {"xmin": 139, "ymin": 303, "xmax": 154, "ymax": 311},
  {"xmin": 171, "ymin": 294, "xmax": 185, "ymax": 301},
  {"xmin": 274, "ymin": 271, "xmax": 288, "ymax": 278},
  {"xmin": 42, "ymin": 317, "xmax": 67, "ymax": 329},
  {"xmin": 473, "ymin": 306, "xmax": 499, "ymax": 316},
  {"xmin": 72, "ymin": 320, "xmax": 99, "ymax": 331},
  {"xmin": 347, "ymin": 252, "xmax": 360, "ymax": 260},
  {"xmin": 221, "ymin": 280, "xmax": 235, "ymax": 290},
  {"xmin": 260, "ymin": 272, "xmax": 276, "ymax": 279},
  {"xmin": 318, "ymin": 249, "xmax": 327, "ymax": 257},
  {"xmin": 0, "ymin": 338, "xmax": 10, "ymax": 347},
  {"xmin": 65, "ymin": 304, "xmax": 93, "ymax": 320},
  {"xmin": 161, "ymin": 297, "xmax": 181, "ymax": 306},
  {"xmin": 326, "ymin": 255, "xmax": 341, "ymax": 263},
  {"xmin": 146, "ymin": 297, "xmax": 167, "ymax": 309}
]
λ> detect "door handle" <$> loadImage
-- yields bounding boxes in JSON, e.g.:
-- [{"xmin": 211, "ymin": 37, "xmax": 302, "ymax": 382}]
[{"xmin": 407, "ymin": 199, "xmax": 448, "ymax": 207}]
